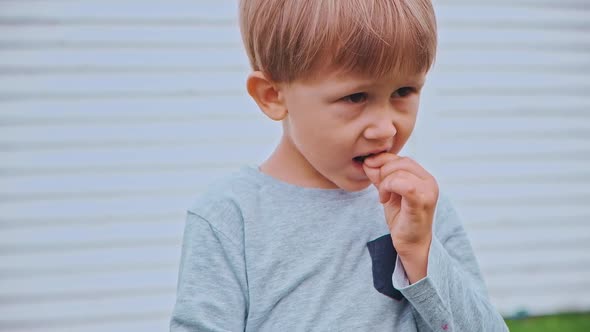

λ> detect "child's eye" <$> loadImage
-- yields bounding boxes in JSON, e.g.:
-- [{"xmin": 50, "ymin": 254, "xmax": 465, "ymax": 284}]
[
  {"xmin": 343, "ymin": 92, "xmax": 368, "ymax": 104},
  {"xmin": 391, "ymin": 87, "xmax": 415, "ymax": 98}
]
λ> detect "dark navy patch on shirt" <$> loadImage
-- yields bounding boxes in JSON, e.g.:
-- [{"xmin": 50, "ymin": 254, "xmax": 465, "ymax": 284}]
[{"xmin": 366, "ymin": 234, "xmax": 404, "ymax": 301}]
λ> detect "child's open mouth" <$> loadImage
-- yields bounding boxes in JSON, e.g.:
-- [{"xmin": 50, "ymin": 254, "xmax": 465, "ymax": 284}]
[
  {"xmin": 352, "ymin": 150, "xmax": 388, "ymax": 165},
  {"xmin": 353, "ymin": 154, "xmax": 376, "ymax": 164}
]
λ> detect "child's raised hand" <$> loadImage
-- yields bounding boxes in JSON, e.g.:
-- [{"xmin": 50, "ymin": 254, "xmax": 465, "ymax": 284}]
[{"xmin": 362, "ymin": 153, "xmax": 439, "ymax": 257}]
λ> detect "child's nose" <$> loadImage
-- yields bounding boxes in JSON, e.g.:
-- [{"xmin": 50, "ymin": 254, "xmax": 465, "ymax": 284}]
[{"xmin": 364, "ymin": 120, "xmax": 397, "ymax": 141}]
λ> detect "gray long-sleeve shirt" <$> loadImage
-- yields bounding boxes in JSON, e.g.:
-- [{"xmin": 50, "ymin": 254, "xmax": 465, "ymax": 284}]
[{"xmin": 170, "ymin": 165, "xmax": 509, "ymax": 331}]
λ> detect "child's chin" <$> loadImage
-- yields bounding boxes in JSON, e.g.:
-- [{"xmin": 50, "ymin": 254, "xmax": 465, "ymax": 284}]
[{"xmin": 337, "ymin": 178, "xmax": 372, "ymax": 192}]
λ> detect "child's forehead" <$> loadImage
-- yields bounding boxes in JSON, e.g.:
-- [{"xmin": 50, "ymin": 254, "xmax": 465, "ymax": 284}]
[{"xmin": 301, "ymin": 65, "xmax": 427, "ymax": 88}]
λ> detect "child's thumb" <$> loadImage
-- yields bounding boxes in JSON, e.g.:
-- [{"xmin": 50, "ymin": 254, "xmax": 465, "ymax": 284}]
[{"xmin": 362, "ymin": 164, "xmax": 380, "ymax": 186}]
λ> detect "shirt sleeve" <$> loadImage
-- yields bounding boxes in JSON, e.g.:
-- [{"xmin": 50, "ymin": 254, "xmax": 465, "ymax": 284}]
[
  {"xmin": 391, "ymin": 194, "xmax": 509, "ymax": 332},
  {"xmin": 170, "ymin": 211, "xmax": 248, "ymax": 331}
]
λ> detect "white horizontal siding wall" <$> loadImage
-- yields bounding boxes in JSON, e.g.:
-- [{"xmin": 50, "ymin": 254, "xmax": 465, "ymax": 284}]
[
  {"xmin": 0, "ymin": 0, "xmax": 588, "ymax": 331},
  {"xmin": 0, "ymin": 1, "xmax": 272, "ymax": 331},
  {"xmin": 416, "ymin": 0, "xmax": 590, "ymax": 318}
]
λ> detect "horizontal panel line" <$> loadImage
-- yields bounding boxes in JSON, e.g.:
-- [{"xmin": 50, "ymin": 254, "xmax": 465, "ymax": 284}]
[
  {"xmin": 0, "ymin": 238, "xmax": 179, "ymax": 255},
  {"xmin": 438, "ymin": 108, "xmax": 590, "ymax": 118},
  {"xmin": 490, "ymin": 279, "xmax": 590, "ymax": 297},
  {"xmin": 459, "ymin": 194, "xmax": 590, "ymax": 206},
  {"xmin": 441, "ymin": 0, "xmax": 590, "ymax": 9},
  {"xmin": 0, "ymin": 138, "xmax": 270, "ymax": 151},
  {"xmin": 10, "ymin": 86, "xmax": 585, "ymax": 101},
  {"xmin": 474, "ymin": 237, "xmax": 590, "ymax": 251},
  {"xmin": 1, "ymin": 17, "xmax": 588, "ymax": 29},
  {"xmin": 0, "ymin": 162, "xmax": 244, "ymax": 176},
  {"xmin": 486, "ymin": 269, "xmax": 590, "ymax": 287},
  {"xmin": 438, "ymin": 64, "xmax": 590, "ymax": 74},
  {"xmin": 1, "ymin": 286, "xmax": 174, "ymax": 303},
  {"xmin": 0, "ymin": 187, "xmax": 201, "ymax": 202},
  {"xmin": 0, "ymin": 41, "xmax": 241, "ymax": 50},
  {"xmin": 441, "ymin": 150, "xmax": 590, "ymax": 162},
  {"xmin": 0, "ymin": 17, "xmax": 236, "ymax": 27},
  {"xmin": 5, "ymin": 64, "xmax": 582, "ymax": 76},
  {"xmin": 0, "ymin": 212, "xmax": 179, "ymax": 229},
  {"xmin": 440, "ymin": 130, "xmax": 590, "ymax": 140},
  {"xmin": 0, "ymin": 90, "xmax": 244, "ymax": 102},
  {"xmin": 0, "ymin": 0, "xmax": 586, "ymax": 9},
  {"xmin": 477, "ymin": 243, "xmax": 590, "ymax": 256},
  {"xmin": 0, "ymin": 113, "xmax": 260, "ymax": 126},
  {"xmin": 446, "ymin": 21, "xmax": 590, "ymax": 31},
  {"xmin": 484, "ymin": 259, "xmax": 590, "ymax": 276},
  {"xmin": 444, "ymin": 42, "xmax": 590, "ymax": 52},
  {"xmin": 1, "ymin": 41, "xmax": 587, "ymax": 52},
  {"xmin": 469, "ymin": 216, "xmax": 590, "ymax": 230},
  {"xmin": 0, "ymin": 311, "xmax": 170, "ymax": 330},
  {"xmin": 0, "ymin": 262, "xmax": 176, "ymax": 280},
  {"xmin": 0, "ymin": 65, "xmax": 249, "ymax": 75},
  {"xmin": 438, "ymin": 86, "xmax": 590, "ymax": 97},
  {"xmin": 6, "ymin": 177, "xmax": 588, "ymax": 202},
  {"xmin": 449, "ymin": 172, "xmax": 590, "ymax": 185}
]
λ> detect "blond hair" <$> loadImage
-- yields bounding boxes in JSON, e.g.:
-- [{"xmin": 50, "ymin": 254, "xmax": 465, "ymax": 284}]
[{"xmin": 239, "ymin": 0, "xmax": 437, "ymax": 83}]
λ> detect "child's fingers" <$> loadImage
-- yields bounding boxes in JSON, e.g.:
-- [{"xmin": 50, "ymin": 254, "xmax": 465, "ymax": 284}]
[
  {"xmin": 364, "ymin": 154, "xmax": 437, "ymax": 207},
  {"xmin": 362, "ymin": 163, "xmax": 382, "ymax": 186},
  {"xmin": 379, "ymin": 188, "xmax": 397, "ymax": 204},
  {"xmin": 378, "ymin": 170, "xmax": 424, "ymax": 207},
  {"xmin": 363, "ymin": 152, "xmax": 401, "ymax": 168},
  {"xmin": 377, "ymin": 156, "xmax": 431, "ymax": 181},
  {"xmin": 364, "ymin": 153, "xmax": 431, "ymax": 183}
]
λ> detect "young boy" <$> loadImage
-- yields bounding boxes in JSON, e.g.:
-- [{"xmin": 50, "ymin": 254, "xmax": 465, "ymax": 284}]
[{"xmin": 171, "ymin": 0, "xmax": 508, "ymax": 331}]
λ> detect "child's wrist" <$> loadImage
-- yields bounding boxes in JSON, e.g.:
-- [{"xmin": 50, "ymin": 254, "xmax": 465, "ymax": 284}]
[{"xmin": 396, "ymin": 238, "xmax": 431, "ymax": 284}]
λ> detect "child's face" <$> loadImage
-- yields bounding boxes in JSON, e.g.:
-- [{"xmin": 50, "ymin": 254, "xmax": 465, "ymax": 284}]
[{"xmin": 279, "ymin": 68, "xmax": 426, "ymax": 191}]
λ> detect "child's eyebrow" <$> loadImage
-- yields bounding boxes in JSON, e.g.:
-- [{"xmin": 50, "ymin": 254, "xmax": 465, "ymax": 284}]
[
  {"xmin": 393, "ymin": 73, "xmax": 426, "ymax": 87},
  {"xmin": 341, "ymin": 82, "xmax": 374, "ymax": 92},
  {"xmin": 333, "ymin": 77, "xmax": 426, "ymax": 96}
]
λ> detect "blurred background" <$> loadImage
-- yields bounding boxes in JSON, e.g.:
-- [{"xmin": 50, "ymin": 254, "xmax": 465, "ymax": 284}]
[{"xmin": 0, "ymin": 0, "xmax": 589, "ymax": 331}]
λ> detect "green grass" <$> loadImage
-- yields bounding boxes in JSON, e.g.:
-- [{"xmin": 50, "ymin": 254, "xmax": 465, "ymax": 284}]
[{"xmin": 505, "ymin": 312, "xmax": 590, "ymax": 332}]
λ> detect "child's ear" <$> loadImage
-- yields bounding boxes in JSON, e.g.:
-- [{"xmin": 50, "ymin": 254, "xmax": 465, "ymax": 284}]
[{"xmin": 246, "ymin": 71, "xmax": 287, "ymax": 121}]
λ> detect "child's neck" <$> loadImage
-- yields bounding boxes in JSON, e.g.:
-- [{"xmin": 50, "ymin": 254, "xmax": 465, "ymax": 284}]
[{"xmin": 259, "ymin": 135, "xmax": 339, "ymax": 189}]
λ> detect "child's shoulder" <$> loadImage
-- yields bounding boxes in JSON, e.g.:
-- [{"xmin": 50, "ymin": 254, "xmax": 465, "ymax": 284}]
[{"xmin": 186, "ymin": 166, "xmax": 262, "ymax": 237}]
